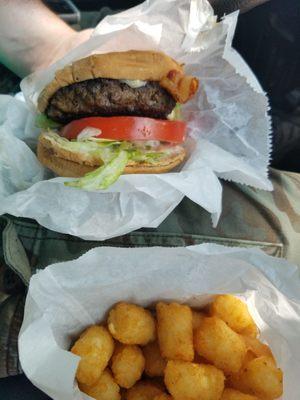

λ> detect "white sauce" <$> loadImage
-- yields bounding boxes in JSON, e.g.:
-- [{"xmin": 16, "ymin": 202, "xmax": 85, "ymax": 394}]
[
  {"xmin": 120, "ymin": 79, "xmax": 147, "ymax": 89},
  {"xmin": 77, "ymin": 127, "xmax": 102, "ymax": 141},
  {"xmin": 131, "ymin": 140, "xmax": 161, "ymax": 150},
  {"xmin": 167, "ymin": 109, "xmax": 176, "ymax": 120}
]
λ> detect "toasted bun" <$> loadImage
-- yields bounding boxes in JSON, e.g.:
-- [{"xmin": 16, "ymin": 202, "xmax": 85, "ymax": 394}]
[
  {"xmin": 37, "ymin": 133, "xmax": 186, "ymax": 177},
  {"xmin": 38, "ymin": 51, "xmax": 184, "ymax": 113}
]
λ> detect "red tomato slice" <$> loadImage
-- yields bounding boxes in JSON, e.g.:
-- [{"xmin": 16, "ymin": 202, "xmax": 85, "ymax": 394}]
[{"xmin": 60, "ymin": 116, "xmax": 186, "ymax": 143}]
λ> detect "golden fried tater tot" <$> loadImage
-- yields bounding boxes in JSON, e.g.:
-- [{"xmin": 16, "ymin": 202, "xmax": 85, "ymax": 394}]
[
  {"xmin": 210, "ymin": 295, "xmax": 257, "ymax": 336},
  {"xmin": 227, "ymin": 376, "xmax": 249, "ymax": 394},
  {"xmin": 242, "ymin": 336, "xmax": 275, "ymax": 363},
  {"xmin": 193, "ymin": 352, "xmax": 210, "ymax": 364},
  {"xmin": 236, "ymin": 356, "xmax": 283, "ymax": 399},
  {"xmin": 194, "ymin": 317, "xmax": 246, "ymax": 374},
  {"xmin": 156, "ymin": 302, "xmax": 194, "ymax": 361},
  {"xmin": 154, "ymin": 395, "xmax": 173, "ymax": 400},
  {"xmin": 192, "ymin": 311, "xmax": 206, "ymax": 331},
  {"xmin": 143, "ymin": 341, "xmax": 167, "ymax": 377},
  {"xmin": 111, "ymin": 343, "xmax": 145, "ymax": 389},
  {"xmin": 221, "ymin": 388, "xmax": 259, "ymax": 400},
  {"xmin": 71, "ymin": 325, "xmax": 114, "ymax": 385},
  {"xmin": 79, "ymin": 369, "xmax": 121, "ymax": 400},
  {"xmin": 240, "ymin": 324, "xmax": 259, "ymax": 338},
  {"xmin": 165, "ymin": 360, "xmax": 224, "ymax": 400},
  {"xmin": 226, "ymin": 344, "xmax": 258, "ymax": 394},
  {"xmin": 125, "ymin": 380, "xmax": 164, "ymax": 400},
  {"xmin": 227, "ymin": 365, "xmax": 252, "ymax": 394},
  {"xmin": 108, "ymin": 303, "xmax": 156, "ymax": 345}
]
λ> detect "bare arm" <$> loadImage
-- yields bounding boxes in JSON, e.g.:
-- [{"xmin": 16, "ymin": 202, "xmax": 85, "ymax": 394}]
[{"xmin": 0, "ymin": 0, "xmax": 92, "ymax": 77}]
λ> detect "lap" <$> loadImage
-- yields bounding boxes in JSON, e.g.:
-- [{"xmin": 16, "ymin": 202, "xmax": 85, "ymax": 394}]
[
  {"xmin": 1, "ymin": 167, "xmax": 300, "ymax": 378},
  {"xmin": 154, "ymin": 168, "xmax": 300, "ymax": 264}
]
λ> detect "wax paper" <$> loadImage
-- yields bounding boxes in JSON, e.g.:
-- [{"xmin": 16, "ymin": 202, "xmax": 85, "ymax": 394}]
[
  {"xmin": 19, "ymin": 244, "xmax": 300, "ymax": 399},
  {"xmin": 0, "ymin": 0, "xmax": 272, "ymax": 239}
]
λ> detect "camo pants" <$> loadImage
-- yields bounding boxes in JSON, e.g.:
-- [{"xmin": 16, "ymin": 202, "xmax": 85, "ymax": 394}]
[{"xmin": 1, "ymin": 167, "xmax": 300, "ymax": 377}]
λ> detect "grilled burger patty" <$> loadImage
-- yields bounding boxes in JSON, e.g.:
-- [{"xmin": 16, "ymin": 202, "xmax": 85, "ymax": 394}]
[{"xmin": 46, "ymin": 78, "xmax": 176, "ymax": 123}]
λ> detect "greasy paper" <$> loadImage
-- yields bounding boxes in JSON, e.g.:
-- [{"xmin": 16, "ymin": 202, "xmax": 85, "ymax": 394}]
[
  {"xmin": 0, "ymin": 0, "xmax": 272, "ymax": 239},
  {"xmin": 19, "ymin": 244, "xmax": 300, "ymax": 399}
]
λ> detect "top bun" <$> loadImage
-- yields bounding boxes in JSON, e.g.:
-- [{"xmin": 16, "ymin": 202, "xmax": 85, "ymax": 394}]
[{"xmin": 38, "ymin": 51, "xmax": 184, "ymax": 113}]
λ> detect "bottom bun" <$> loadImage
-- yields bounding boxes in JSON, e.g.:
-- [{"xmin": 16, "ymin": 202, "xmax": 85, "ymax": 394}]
[{"xmin": 37, "ymin": 133, "xmax": 186, "ymax": 177}]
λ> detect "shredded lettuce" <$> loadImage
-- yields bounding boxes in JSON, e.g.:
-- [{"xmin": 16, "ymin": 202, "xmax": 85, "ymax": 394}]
[
  {"xmin": 129, "ymin": 149, "xmax": 164, "ymax": 163},
  {"xmin": 35, "ymin": 114, "xmax": 62, "ymax": 129},
  {"xmin": 81, "ymin": 137, "xmax": 121, "ymax": 144},
  {"xmin": 65, "ymin": 150, "xmax": 129, "ymax": 190},
  {"xmin": 45, "ymin": 132, "xmax": 122, "ymax": 163},
  {"xmin": 64, "ymin": 148, "xmax": 165, "ymax": 191},
  {"xmin": 44, "ymin": 132, "xmax": 166, "ymax": 190}
]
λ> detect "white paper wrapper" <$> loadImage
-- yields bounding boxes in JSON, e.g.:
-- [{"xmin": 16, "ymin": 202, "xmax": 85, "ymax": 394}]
[
  {"xmin": 0, "ymin": 0, "xmax": 272, "ymax": 239},
  {"xmin": 19, "ymin": 244, "xmax": 300, "ymax": 399}
]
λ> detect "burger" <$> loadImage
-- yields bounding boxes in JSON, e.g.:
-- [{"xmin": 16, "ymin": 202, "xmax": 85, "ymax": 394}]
[{"xmin": 36, "ymin": 50, "xmax": 199, "ymax": 190}]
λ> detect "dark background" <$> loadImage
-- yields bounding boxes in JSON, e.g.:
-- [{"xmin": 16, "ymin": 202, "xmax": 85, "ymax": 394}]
[{"xmin": 0, "ymin": 0, "xmax": 299, "ymax": 398}]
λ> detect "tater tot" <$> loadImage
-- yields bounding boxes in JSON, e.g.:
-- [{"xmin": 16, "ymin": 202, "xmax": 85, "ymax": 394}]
[
  {"xmin": 108, "ymin": 303, "xmax": 156, "ymax": 345},
  {"xmin": 165, "ymin": 360, "xmax": 224, "ymax": 400},
  {"xmin": 125, "ymin": 381, "xmax": 164, "ymax": 400},
  {"xmin": 226, "ymin": 347, "xmax": 257, "ymax": 394},
  {"xmin": 240, "ymin": 324, "xmax": 259, "ymax": 338},
  {"xmin": 71, "ymin": 325, "xmax": 114, "ymax": 385},
  {"xmin": 194, "ymin": 317, "xmax": 246, "ymax": 374},
  {"xmin": 227, "ymin": 364, "xmax": 252, "ymax": 394},
  {"xmin": 193, "ymin": 352, "xmax": 210, "ymax": 364},
  {"xmin": 227, "ymin": 376, "xmax": 249, "ymax": 394},
  {"xmin": 156, "ymin": 302, "xmax": 194, "ymax": 361},
  {"xmin": 192, "ymin": 311, "xmax": 206, "ymax": 331},
  {"xmin": 242, "ymin": 336, "xmax": 275, "ymax": 363},
  {"xmin": 79, "ymin": 369, "xmax": 121, "ymax": 400},
  {"xmin": 210, "ymin": 295, "xmax": 257, "ymax": 336},
  {"xmin": 143, "ymin": 341, "xmax": 167, "ymax": 377},
  {"xmin": 111, "ymin": 343, "xmax": 145, "ymax": 388},
  {"xmin": 237, "ymin": 356, "xmax": 283, "ymax": 399},
  {"xmin": 221, "ymin": 388, "xmax": 259, "ymax": 400},
  {"xmin": 154, "ymin": 395, "xmax": 173, "ymax": 400}
]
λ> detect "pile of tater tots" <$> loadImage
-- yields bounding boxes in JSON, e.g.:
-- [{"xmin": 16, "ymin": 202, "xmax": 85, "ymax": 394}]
[{"xmin": 71, "ymin": 295, "xmax": 283, "ymax": 400}]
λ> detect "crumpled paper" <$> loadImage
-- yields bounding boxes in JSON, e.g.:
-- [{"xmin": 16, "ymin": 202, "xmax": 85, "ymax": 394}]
[
  {"xmin": 0, "ymin": 0, "xmax": 272, "ymax": 239},
  {"xmin": 19, "ymin": 244, "xmax": 300, "ymax": 400}
]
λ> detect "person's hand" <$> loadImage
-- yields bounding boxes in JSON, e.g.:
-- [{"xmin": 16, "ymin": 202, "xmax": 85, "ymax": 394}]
[
  {"xmin": 37, "ymin": 28, "xmax": 93, "ymax": 72},
  {"xmin": 0, "ymin": 1, "xmax": 92, "ymax": 77}
]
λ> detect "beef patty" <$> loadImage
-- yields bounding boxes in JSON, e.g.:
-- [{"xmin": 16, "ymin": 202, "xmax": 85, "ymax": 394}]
[{"xmin": 46, "ymin": 78, "xmax": 176, "ymax": 123}]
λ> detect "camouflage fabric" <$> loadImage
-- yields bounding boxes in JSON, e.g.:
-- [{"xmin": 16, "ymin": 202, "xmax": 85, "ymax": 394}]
[{"xmin": 1, "ymin": 167, "xmax": 300, "ymax": 377}]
